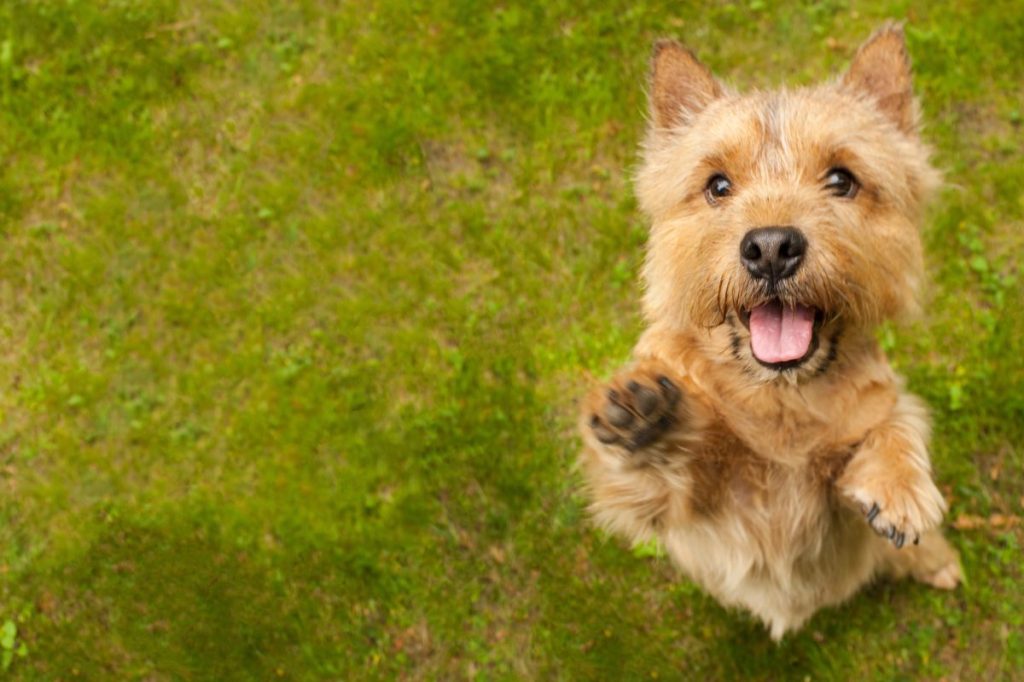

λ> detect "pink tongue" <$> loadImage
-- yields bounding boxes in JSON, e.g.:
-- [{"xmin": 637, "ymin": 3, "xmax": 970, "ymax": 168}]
[{"xmin": 749, "ymin": 302, "xmax": 815, "ymax": 364}]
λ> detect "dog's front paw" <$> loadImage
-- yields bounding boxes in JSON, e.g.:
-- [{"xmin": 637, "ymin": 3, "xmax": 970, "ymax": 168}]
[
  {"xmin": 839, "ymin": 469, "xmax": 946, "ymax": 549},
  {"xmin": 586, "ymin": 363, "xmax": 684, "ymax": 453}
]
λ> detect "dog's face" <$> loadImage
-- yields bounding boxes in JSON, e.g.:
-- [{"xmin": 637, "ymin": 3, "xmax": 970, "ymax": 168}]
[{"xmin": 636, "ymin": 27, "xmax": 939, "ymax": 380}]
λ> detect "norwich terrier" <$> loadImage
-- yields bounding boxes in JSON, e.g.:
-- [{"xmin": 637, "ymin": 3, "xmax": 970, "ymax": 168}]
[{"xmin": 579, "ymin": 24, "xmax": 961, "ymax": 639}]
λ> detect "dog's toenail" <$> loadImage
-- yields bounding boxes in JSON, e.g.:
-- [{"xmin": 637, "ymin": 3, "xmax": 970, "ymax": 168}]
[
  {"xmin": 590, "ymin": 414, "xmax": 600, "ymax": 426},
  {"xmin": 626, "ymin": 380, "xmax": 641, "ymax": 392},
  {"xmin": 866, "ymin": 503, "xmax": 880, "ymax": 523},
  {"xmin": 656, "ymin": 375, "xmax": 680, "ymax": 403}
]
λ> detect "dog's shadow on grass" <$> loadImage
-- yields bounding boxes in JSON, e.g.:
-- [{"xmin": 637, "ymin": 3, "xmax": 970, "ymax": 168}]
[{"xmin": 17, "ymin": 515, "xmax": 310, "ymax": 679}]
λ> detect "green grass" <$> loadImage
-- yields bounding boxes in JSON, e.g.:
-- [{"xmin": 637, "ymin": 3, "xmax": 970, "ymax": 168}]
[{"xmin": 0, "ymin": 0, "xmax": 1021, "ymax": 678}]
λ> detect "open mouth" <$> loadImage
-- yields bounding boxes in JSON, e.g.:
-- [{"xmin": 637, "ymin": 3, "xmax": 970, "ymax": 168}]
[{"xmin": 738, "ymin": 300, "xmax": 823, "ymax": 370}]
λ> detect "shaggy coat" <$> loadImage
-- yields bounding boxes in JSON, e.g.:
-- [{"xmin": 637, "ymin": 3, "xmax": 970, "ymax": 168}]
[{"xmin": 579, "ymin": 25, "xmax": 961, "ymax": 639}]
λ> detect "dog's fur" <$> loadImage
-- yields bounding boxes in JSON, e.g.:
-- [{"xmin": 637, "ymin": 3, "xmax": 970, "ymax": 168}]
[{"xmin": 579, "ymin": 25, "xmax": 961, "ymax": 639}]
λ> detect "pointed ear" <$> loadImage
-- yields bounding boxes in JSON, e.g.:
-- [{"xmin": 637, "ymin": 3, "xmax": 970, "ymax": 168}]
[
  {"xmin": 649, "ymin": 40, "xmax": 723, "ymax": 130},
  {"xmin": 842, "ymin": 24, "xmax": 917, "ymax": 133}
]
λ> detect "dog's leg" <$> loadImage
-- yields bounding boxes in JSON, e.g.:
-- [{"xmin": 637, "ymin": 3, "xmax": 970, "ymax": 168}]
[
  {"xmin": 836, "ymin": 392, "xmax": 961, "ymax": 587},
  {"xmin": 578, "ymin": 359, "xmax": 699, "ymax": 544},
  {"xmin": 878, "ymin": 528, "xmax": 963, "ymax": 589}
]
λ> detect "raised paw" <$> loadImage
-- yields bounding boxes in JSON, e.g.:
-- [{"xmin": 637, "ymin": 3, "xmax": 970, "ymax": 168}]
[
  {"xmin": 841, "ymin": 475, "xmax": 946, "ymax": 550},
  {"xmin": 588, "ymin": 370, "xmax": 683, "ymax": 453}
]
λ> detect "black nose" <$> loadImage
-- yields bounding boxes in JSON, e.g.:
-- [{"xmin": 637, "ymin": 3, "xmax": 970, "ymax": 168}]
[{"xmin": 739, "ymin": 226, "xmax": 807, "ymax": 282}]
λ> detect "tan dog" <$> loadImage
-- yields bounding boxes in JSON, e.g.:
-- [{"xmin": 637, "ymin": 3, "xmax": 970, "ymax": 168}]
[{"xmin": 579, "ymin": 24, "xmax": 962, "ymax": 640}]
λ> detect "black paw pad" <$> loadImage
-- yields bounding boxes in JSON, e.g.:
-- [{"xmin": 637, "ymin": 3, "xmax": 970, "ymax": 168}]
[{"xmin": 588, "ymin": 373, "xmax": 684, "ymax": 453}]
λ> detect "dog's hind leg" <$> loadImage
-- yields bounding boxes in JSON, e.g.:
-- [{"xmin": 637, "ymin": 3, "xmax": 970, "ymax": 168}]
[{"xmin": 878, "ymin": 529, "xmax": 963, "ymax": 590}]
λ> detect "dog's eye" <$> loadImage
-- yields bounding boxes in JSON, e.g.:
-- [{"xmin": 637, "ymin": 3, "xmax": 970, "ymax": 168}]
[
  {"xmin": 705, "ymin": 174, "xmax": 732, "ymax": 205},
  {"xmin": 824, "ymin": 167, "xmax": 858, "ymax": 198}
]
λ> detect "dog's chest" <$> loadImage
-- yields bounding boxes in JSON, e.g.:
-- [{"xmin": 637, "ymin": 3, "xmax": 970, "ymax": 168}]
[
  {"xmin": 668, "ymin": 451, "xmax": 850, "ymax": 585},
  {"xmin": 726, "ymin": 460, "xmax": 835, "ymax": 543}
]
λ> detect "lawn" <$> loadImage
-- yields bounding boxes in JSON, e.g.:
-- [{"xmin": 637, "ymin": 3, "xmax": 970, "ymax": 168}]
[{"xmin": 0, "ymin": 0, "xmax": 1021, "ymax": 679}]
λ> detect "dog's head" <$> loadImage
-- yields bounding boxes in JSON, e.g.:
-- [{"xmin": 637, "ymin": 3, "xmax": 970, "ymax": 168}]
[{"xmin": 636, "ymin": 25, "xmax": 939, "ymax": 379}]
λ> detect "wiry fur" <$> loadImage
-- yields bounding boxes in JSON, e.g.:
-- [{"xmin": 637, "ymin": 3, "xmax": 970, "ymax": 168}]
[{"xmin": 579, "ymin": 24, "xmax": 961, "ymax": 640}]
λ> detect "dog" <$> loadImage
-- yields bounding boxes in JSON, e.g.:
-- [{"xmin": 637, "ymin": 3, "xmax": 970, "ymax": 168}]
[{"xmin": 579, "ymin": 24, "xmax": 962, "ymax": 640}]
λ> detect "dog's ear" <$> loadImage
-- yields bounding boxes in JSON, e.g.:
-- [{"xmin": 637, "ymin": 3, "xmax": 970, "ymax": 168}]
[
  {"xmin": 842, "ymin": 24, "xmax": 917, "ymax": 133},
  {"xmin": 649, "ymin": 40, "xmax": 723, "ymax": 129}
]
